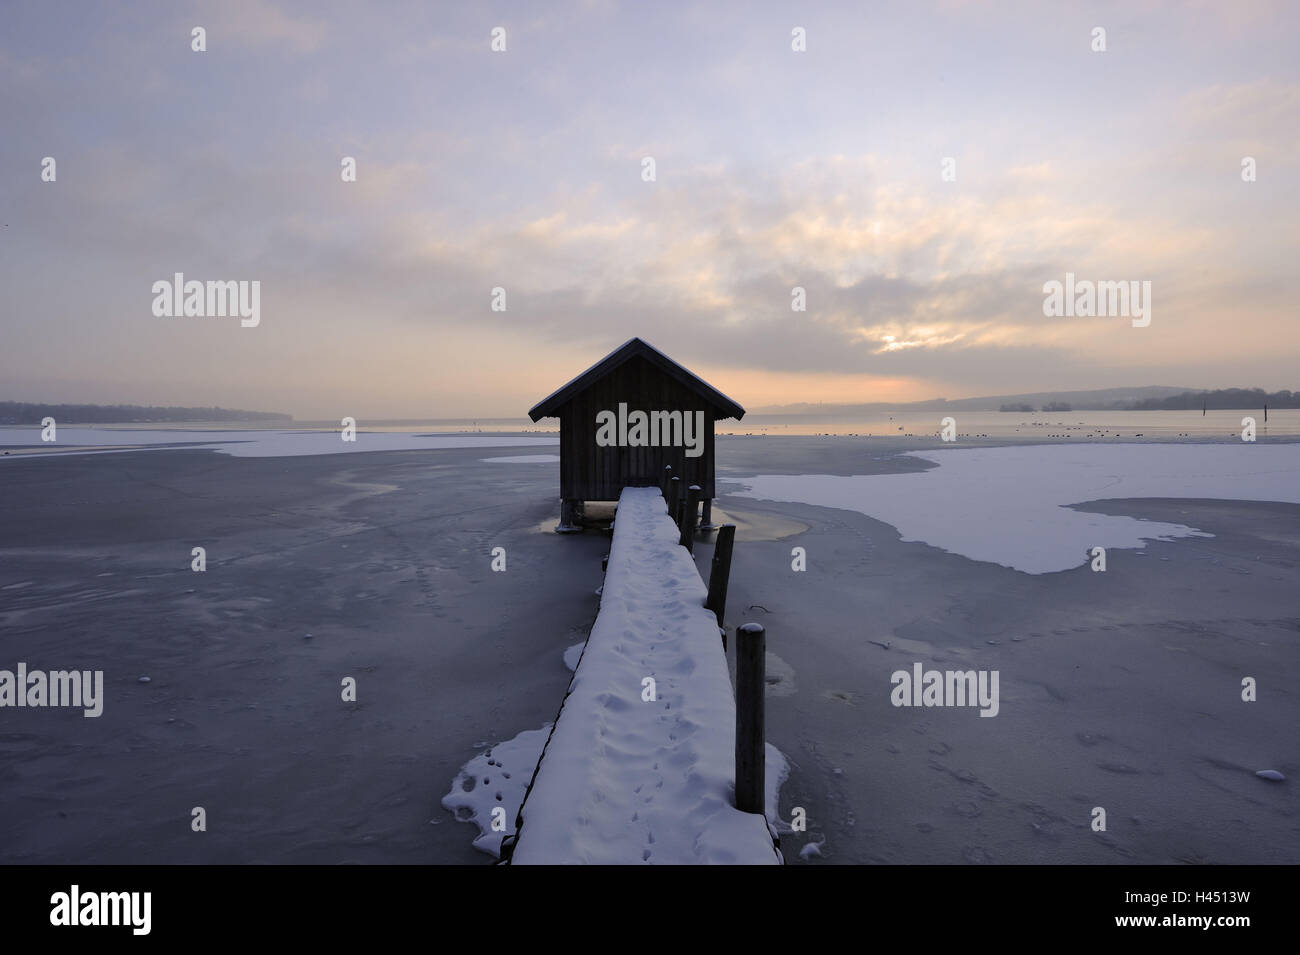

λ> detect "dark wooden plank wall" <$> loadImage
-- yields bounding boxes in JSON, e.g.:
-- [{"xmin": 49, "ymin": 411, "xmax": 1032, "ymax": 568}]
[{"xmin": 558, "ymin": 354, "xmax": 718, "ymax": 500}]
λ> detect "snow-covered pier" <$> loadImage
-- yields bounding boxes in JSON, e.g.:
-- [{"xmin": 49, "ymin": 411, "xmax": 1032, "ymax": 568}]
[{"xmin": 508, "ymin": 486, "xmax": 779, "ymax": 864}]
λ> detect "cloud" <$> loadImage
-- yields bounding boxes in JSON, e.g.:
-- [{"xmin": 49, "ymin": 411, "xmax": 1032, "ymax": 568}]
[
  {"xmin": 203, "ymin": 0, "xmax": 328, "ymax": 55},
  {"xmin": 3, "ymin": 1, "xmax": 1298, "ymax": 416}
]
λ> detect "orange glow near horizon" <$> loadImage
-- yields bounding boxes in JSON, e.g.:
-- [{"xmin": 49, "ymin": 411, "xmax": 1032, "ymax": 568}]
[{"xmin": 692, "ymin": 364, "xmax": 939, "ymax": 409}]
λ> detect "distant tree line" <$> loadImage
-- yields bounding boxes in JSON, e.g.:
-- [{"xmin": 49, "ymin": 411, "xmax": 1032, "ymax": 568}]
[
  {"xmin": 997, "ymin": 402, "xmax": 1073, "ymax": 412},
  {"xmin": 998, "ymin": 390, "xmax": 1294, "ymax": 413},
  {"xmin": 0, "ymin": 402, "xmax": 292, "ymax": 424},
  {"xmin": 1120, "ymin": 388, "xmax": 1298, "ymax": 411}
]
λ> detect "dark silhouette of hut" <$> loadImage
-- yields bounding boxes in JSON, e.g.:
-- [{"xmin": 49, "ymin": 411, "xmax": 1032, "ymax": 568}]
[{"xmin": 527, "ymin": 337, "xmax": 745, "ymax": 532}]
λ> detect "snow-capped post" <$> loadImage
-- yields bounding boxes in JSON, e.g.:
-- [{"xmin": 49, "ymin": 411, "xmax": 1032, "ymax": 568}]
[
  {"xmin": 668, "ymin": 476, "xmax": 681, "ymax": 524},
  {"xmin": 661, "ymin": 464, "xmax": 673, "ymax": 497},
  {"xmin": 705, "ymin": 523, "xmax": 735, "ymax": 643},
  {"xmin": 735, "ymin": 622, "xmax": 766, "ymax": 815},
  {"xmin": 681, "ymin": 484, "xmax": 701, "ymax": 551}
]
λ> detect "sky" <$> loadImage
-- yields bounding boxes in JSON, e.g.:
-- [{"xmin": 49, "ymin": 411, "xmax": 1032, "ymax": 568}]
[{"xmin": 2, "ymin": 0, "xmax": 1297, "ymax": 419}]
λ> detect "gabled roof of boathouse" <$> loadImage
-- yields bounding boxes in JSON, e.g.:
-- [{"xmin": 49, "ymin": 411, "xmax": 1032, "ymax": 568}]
[{"xmin": 527, "ymin": 337, "xmax": 746, "ymax": 423}]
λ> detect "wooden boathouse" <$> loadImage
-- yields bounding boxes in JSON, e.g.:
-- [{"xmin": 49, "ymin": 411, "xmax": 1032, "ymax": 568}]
[{"xmin": 527, "ymin": 337, "xmax": 745, "ymax": 532}]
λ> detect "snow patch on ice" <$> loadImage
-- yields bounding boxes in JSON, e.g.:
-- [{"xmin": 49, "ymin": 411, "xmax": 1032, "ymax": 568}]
[
  {"xmin": 441, "ymin": 724, "xmax": 552, "ymax": 859},
  {"xmin": 482, "ymin": 454, "xmax": 561, "ymax": 464},
  {"xmin": 0, "ymin": 427, "xmax": 557, "ymax": 459},
  {"xmin": 764, "ymin": 651, "xmax": 797, "ymax": 697},
  {"xmin": 765, "ymin": 743, "xmax": 790, "ymax": 827},
  {"xmin": 733, "ymin": 443, "xmax": 1300, "ymax": 574},
  {"xmin": 799, "ymin": 840, "xmax": 825, "ymax": 860},
  {"xmin": 563, "ymin": 641, "xmax": 585, "ymax": 672}
]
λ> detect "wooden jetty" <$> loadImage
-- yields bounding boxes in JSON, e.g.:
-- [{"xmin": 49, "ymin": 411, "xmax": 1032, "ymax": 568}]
[{"xmin": 506, "ymin": 486, "xmax": 776, "ymax": 865}]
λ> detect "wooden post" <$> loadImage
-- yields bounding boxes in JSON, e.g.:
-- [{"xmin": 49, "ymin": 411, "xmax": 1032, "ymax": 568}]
[
  {"xmin": 556, "ymin": 498, "xmax": 582, "ymax": 534},
  {"xmin": 735, "ymin": 622, "xmax": 765, "ymax": 815},
  {"xmin": 668, "ymin": 476, "xmax": 680, "ymax": 522},
  {"xmin": 705, "ymin": 523, "xmax": 735, "ymax": 631},
  {"xmin": 680, "ymin": 484, "xmax": 701, "ymax": 551},
  {"xmin": 661, "ymin": 464, "xmax": 674, "ymax": 497},
  {"xmin": 699, "ymin": 498, "xmax": 716, "ymax": 530}
]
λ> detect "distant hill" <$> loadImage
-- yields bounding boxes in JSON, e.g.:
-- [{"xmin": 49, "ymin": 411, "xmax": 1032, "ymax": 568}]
[
  {"xmin": 0, "ymin": 401, "xmax": 293, "ymax": 425},
  {"xmin": 1126, "ymin": 388, "xmax": 1298, "ymax": 410},
  {"xmin": 753, "ymin": 386, "xmax": 1194, "ymax": 414}
]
